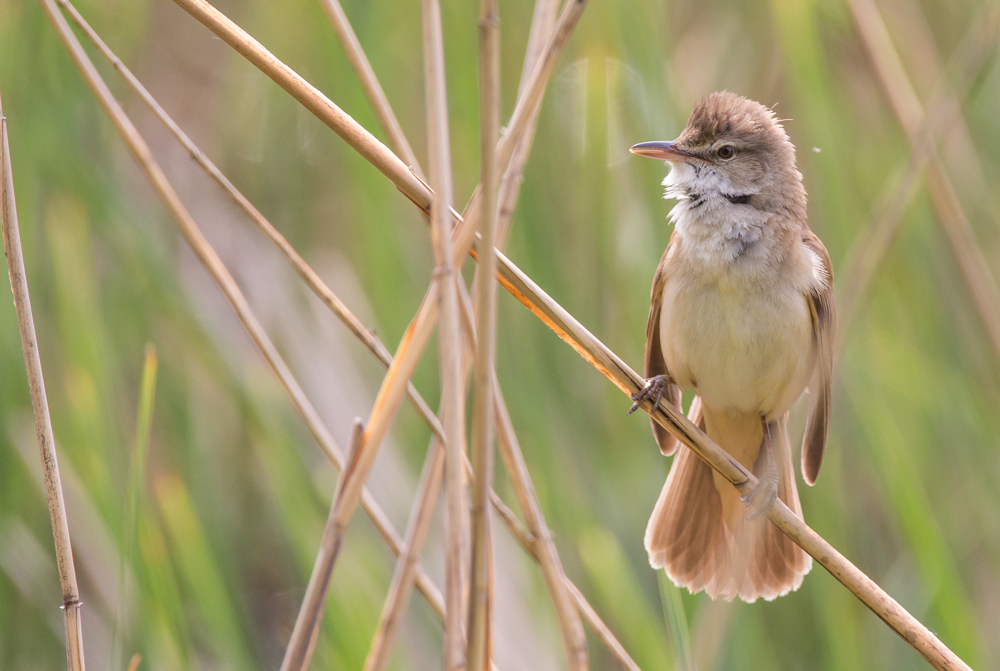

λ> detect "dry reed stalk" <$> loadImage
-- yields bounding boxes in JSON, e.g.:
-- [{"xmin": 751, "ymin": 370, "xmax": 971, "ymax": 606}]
[
  {"xmin": 458, "ymin": 246, "xmax": 593, "ymax": 667},
  {"xmin": 477, "ymin": 476, "xmax": 631, "ymax": 671},
  {"xmin": 848, "ymin": 0, "xmax": 1000, "ymax": 366},
  {"xmin": 1, "ymin": 90, "xmax": 87, "ymax": 671},
  {"xmin": 474, "ymin": 2, "xmax": 589, "ymax": 665},
  {"xmin": 458, "ymin": 278, "xmax": 480, "ymax": 375},
  {"xmin": 363, "ymin": 432, "xmax": 447, "ymax": 671},
  {"xmin": 316, "ymin": 0, "xmax": 423, "ymax": 179},
  {"xmin": 364, "ymin": 217, "xmax": 592, "ymax": 671},
  {"xmin": 41, "ymin": 0, "xmax": 452, "ymax": 637},
  {"xmin": 472, "ymin": 2, "xmax": 589, "ymax": 665},
  {"xmin": 486, "ymin": 409, "xmax": 633, "ymax": 671},
  {"xmin": 421, "ymin": 1, "xmax": 468, "ymax": 667},
  {"xmin": 279, "ymin": 420, "xmax": 365, "ymax": 671},
  {"xmin": 489, "ymin": 490, "xmax": 532, "ymax": 547},
  {"xmin": 495, "ymin": 0, "xmax": 559, "ymax": 247},
  {"xmin": 467, "ymin": 0, "xmax": 501, "ymax": 666},
  {"xmin": 391, "ymin": 294, "xmax": 593, "ymax": 669},
  {"xmin": 55, "ymin": 0, "xmax": 443, "ymax": 443}
]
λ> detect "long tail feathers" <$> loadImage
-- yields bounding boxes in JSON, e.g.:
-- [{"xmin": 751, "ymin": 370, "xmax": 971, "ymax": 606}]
[{"xmin": 645, "ymin": 407, "xmax": 811, "ymax": 602}]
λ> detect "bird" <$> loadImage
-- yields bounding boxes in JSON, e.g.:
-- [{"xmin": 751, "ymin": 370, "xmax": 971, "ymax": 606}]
[{"xmin": 628, "ymin": 91, "xmax": 835, "ymax": 602}]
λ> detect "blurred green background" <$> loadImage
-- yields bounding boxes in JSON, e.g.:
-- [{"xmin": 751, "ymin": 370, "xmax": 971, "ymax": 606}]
[{"xmin": 1, "ymin": 0, "xmax": 999, "ymax": 668}]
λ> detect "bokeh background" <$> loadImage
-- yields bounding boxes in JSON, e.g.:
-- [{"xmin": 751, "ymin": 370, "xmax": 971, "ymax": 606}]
[{"xmin": 1, "ymin": 0, "xmax": 999, "ymax": 668}]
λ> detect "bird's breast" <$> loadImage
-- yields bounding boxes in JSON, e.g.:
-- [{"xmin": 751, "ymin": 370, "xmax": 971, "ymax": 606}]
[{"xmin": 659, "ymin": 268, "xmax": 815, "ymax": 419}]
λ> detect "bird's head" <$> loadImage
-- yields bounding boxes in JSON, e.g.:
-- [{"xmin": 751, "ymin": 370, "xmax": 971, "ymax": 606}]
[{"xmin": 631, "ymin": 92, "xmax": 804, "ymax": 216}]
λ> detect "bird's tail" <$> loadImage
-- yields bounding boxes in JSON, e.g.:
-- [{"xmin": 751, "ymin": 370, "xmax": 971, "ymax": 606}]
[{"xmin": 644, "ymin": 400, "xmax": 811, "ymax": 602}]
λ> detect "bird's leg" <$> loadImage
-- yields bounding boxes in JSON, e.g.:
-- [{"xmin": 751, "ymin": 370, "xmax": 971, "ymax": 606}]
[
  {"xmin": 628, "ymin": 375, "xmax": 670, "ymax": 415},
  {"xmin": 741, "ymin": 416, "xmax": 779, "ymax": 521}
]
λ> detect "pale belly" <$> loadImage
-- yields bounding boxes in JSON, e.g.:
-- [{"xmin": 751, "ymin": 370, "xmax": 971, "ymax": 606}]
[{"xmin": 659, "ymin": 276, "xmax": 815, "ymax": 420}]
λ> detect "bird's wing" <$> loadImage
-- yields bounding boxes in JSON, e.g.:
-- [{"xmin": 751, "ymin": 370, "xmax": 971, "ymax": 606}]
[
  {"xmin": 645, "ymin": 233, "xmax": 684, "ymax": 456},
  {"xmin": 801, "ymin": 228, "xmax": 836, "ymax": 485}
]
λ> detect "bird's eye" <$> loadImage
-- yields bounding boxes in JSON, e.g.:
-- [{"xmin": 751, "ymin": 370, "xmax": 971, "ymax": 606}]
[{"xmin": 717, "ymin": 145, "xmax": 736, "ymax": 159}]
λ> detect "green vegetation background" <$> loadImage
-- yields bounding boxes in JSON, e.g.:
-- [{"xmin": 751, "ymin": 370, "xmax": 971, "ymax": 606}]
[{"xmin": 1, "ymin": 0, "xmax": 998, "ymax": 668}]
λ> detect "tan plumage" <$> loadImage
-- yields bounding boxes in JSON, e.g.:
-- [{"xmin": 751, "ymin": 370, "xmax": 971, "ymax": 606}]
[
  {"xmin": 642, "ymin": 241, "xmax": 683, "ymax": 457},
  {"xmin": 633, "ymin": 92, "xmax": 836, "ymax": 602},
  {"xmin": 801, "ymin": 231, "xmax": 836, "ymax": 485}
]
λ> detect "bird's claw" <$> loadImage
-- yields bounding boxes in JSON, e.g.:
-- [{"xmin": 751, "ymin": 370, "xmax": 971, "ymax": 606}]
[
  {"xmin": 628, "ymin": 375, "xmax": 669, "ymax": 415},
  {"xmin": 741, "ymin": 474, "xmax": 778, "ymax": 521}
]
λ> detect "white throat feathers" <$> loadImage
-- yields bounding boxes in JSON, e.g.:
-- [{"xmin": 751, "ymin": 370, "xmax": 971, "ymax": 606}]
[{"xmin": 663, "ymin": 162, "xmax": 777, "ymax": 269}]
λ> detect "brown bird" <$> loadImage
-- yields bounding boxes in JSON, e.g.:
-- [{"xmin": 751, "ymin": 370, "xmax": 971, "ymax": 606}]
[{"xmin": 629, "ymin": 92, "xmax": 835, "ymax": 602}]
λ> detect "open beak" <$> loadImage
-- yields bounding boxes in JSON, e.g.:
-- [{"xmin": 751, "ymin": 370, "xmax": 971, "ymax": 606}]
[{"xmin": 629, "ymin": 140, "xmax": 703, "ymax": 162}]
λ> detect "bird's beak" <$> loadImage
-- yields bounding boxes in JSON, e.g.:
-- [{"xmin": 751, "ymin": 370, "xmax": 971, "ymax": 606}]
[{"xmin": 629, "ymin": 140, "xmax": 703, "ymax": 163}]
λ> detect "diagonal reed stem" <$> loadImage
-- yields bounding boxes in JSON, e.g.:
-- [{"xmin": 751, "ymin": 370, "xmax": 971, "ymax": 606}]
[
  {"xmin": 467, "ymin": 0, "xmax": 501, "ymax": 666},
  {"xmin": 363, "ymin": 426, "xmax": 448, "ymax": 671},
  {"xmin": 280, "ymin": 419, "xmax": 365, "ymax": 671},
  {"xmin": 172, "ymin": 0, "xmax": 429, "ymax": 208},
  {"xmin": 495, "ymin": 0, "xmax": 559, "ymax": 247},
  {"xmin": 1, "ymin": 88, "xmax": 87, "ymax": 671},
  {"xmin": 421, "ymin": 0, "xmax": 468, "ymax": 667},
  {"xmin": 563, "ymin": 578, "xmax": 639, "ymax": 671},
  {"xmin": 316, "ymin": 0, "xmax": 423, "ymax": 179}
]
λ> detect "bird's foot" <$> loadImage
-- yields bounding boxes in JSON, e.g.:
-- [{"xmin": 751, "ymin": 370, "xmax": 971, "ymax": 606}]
[
  {"xmin": 628, "ymin": 375, "xmax": 670, "ymax": 415},
  {"xmin": 741, "ymin": 470, "xmax": 779, "ymax": 521},
  {"xmin": 741, "ymin": 417, "xmax": 779, "ymax": 521}
]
